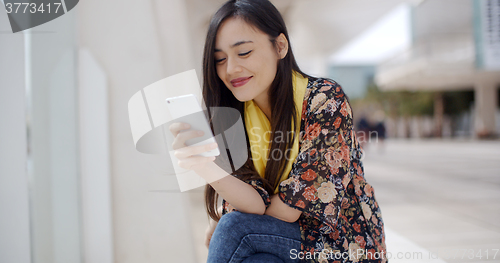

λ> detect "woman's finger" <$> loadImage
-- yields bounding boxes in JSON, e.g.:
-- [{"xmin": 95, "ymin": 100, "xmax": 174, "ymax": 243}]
[
  {"xmin": 168, "ymin": 122, "xmax": 190, "ymax": 137},
  {"xmin": 172, "ymin": 130, "xmax": 204, "ymax": 150},
  {"xmin": 205, "ymin": 238, "xmax": 210, "ymax": 248},
  {"xmin": 174, "ymin": 142, "xmax": 218, "ymax": 159},
  {"xmin": 205, "ymin": 219, "xmax": 217, "ymax": 248}
]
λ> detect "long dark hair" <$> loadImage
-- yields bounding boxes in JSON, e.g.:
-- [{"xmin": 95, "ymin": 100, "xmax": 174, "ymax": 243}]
[{"xmin": 202, "ymin": 0, "xmax": 312, "ymax": 221}]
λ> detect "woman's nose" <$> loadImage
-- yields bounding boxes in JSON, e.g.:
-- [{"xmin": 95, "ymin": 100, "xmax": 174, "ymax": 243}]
[{"xmin": 226, "ymin": 57, "xmax": 242, "ymax": 75}]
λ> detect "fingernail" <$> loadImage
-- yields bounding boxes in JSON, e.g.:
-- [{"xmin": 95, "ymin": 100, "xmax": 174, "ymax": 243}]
[
  {"xmin": 198, "ymin": 130, "xmax": 204, "ymax": 136},
  {"xmin": 183, "ymin": 123, "xmax": 190, "ymax": 128},
  {"xmin": 210, "ymin": 143, "xmax": 218, "ymax": 149}
]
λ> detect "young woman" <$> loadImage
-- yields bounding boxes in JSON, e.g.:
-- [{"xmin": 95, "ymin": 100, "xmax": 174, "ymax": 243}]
[{"xmin": 169, "ymin": 0, "xmax": 387, "ymax": 262}]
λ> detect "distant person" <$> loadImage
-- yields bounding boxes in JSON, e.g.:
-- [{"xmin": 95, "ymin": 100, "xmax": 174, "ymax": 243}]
[
  {"xmin": 373, "ymin": 122, "xmax": 386, "ymax": 141},
  {"xmin": 357, "ymin": 116, "xmax": 371, "ymax": 150},
  {"xmin": 169, "ymin": 0, "xmax": 387, "ymax": 262},
  {"xmin": 372, "ymin": 110, "xmax": 386, "ymax": 153}
]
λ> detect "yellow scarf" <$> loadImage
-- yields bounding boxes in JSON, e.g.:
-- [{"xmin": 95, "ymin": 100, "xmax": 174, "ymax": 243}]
[{"xmin": 244, "ymin": 71, "xmax": 308, "ymax": 194}]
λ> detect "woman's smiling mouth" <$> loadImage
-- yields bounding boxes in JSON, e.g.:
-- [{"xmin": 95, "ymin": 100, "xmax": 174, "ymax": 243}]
[{"xmin": 230, "ymin": 76, "xmax": 253, "ymax": 87}]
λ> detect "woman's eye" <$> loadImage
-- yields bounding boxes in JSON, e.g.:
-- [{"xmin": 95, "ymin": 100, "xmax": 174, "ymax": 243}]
[
  {"xmin": 215, "ymin": 58, "xmax": 226, "ymax": 64},
  {"xmin": 239, "ymin": 50, "xmax": 252, "ymax": 56},
  {"xmin": 215, "ymin": 51, "xmax": 251, "ymax": 64}
]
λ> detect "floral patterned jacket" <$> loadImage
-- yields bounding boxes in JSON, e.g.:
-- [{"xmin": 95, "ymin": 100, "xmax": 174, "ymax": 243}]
[{"xmin": 222, "ymin": 77, "xmax": 387, "ymax": 263}]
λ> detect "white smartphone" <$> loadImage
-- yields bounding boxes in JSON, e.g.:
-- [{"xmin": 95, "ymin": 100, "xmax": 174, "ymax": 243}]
[{"xmin": 165, "ymin": 94, "xmax": 220, "ymax": 157}]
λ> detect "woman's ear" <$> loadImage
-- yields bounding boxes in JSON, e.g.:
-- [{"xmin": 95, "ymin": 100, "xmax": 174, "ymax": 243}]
[{"xmin": 275, "ymin": 33, "xmax": 288, "ymax": 59}]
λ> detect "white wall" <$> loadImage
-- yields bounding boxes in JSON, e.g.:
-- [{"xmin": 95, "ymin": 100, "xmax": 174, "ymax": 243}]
[
  {"xmin": 0, "ymin": 10, "xmax": 31, "ymax": 263},
  {"xmin": 26, "ymin": 9, "xmax": 82, "ymax": 263},
  {"xmin": 77, "ymin": 0, "xmax": 199, "ymax": 262}
]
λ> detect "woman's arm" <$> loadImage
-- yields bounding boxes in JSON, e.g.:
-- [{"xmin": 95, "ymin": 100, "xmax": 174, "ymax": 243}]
[
  {"xmin": 169, "ymin": 122, "xmax": 266, "ymax": 215},
  {"xmin": 264, "ymin": 194, "xmax": 301, "ymax": 222},
  {"xmin": 201, "ymin": 162, "xmax": 266, "ymax": 215}
]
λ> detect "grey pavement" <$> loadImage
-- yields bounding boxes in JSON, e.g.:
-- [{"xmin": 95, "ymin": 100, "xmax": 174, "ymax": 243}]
[{"xmin": 187, "ymin": 139, "xmax": 500, "ymax": 263}]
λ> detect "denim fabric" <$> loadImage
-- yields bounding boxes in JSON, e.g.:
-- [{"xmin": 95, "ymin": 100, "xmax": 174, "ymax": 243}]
[
  {"xmin": 242, "ymin": 253, "xmax": 285, "ymax": 262},
  {"xmin": 207, "ymin": 211, "xmax": 301, "ymax": 263}
]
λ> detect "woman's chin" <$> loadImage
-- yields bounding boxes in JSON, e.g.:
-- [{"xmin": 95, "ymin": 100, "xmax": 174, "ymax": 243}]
[
  {"xmin": 231, "ymin": 92, "xmax": 254, "ymax": 102},
  {"xmin": 235, "ymin": 98, "xmax": 252, "ymax": 103}
]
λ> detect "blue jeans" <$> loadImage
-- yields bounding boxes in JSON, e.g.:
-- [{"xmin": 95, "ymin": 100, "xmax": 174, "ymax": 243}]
[{"xmin": 207, "ymin": 211, "xmax": 301, "ymax": 263}]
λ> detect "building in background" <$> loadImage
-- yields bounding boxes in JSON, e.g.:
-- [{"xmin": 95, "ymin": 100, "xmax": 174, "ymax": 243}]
[
  {"xmin": 329, "ymin": 65, "xmax": 375, "ymax": 100},
  {"xmin": 376, "ymin": 0, "xmax": 500, "ymax": 138}
]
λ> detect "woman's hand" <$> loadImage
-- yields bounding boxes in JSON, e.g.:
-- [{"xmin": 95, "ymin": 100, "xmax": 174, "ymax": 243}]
[
  {"xmin": 169, "ymin": 123, "xmax": 266, "ymax": 214},
  {"xmin": 205, "ymin": 218, "xmax": 218, "ymax": 248},
  {"xmin": 168, "ymin": 122, "xmax": 218, "ymax": 172}
]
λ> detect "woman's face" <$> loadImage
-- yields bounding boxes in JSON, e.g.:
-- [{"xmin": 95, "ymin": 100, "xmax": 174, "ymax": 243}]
[{"xmin": 214, "ymin": 17, "xmax": 281, "ymax": 103}]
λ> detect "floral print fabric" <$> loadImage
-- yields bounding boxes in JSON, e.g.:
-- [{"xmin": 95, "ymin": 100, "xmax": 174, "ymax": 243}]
[{"xmin": 222, "ymin": 77, "xmax": 387, "ymax": 262}]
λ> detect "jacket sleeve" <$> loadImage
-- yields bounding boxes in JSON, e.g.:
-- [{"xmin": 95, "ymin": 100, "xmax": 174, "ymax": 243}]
[
  {"xmin": 222, "ymin": 178, "xmax": 271, "ymax": 215},
  {"xmin": 278, "ymin": 79, "xmax": 356, "ymax": 230}
]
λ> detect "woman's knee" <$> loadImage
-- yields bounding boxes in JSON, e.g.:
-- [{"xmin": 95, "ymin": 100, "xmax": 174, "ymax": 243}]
[
  {"xmin": 217, "ymin": 211, "xmax": 249, "ymax": 230},
  {"xmin": 215, "ymin": 211, "xmax": 264, "ymax": 238}
]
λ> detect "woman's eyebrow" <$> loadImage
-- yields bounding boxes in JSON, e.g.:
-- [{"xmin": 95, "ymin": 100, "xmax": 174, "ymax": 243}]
[{"xmin": 215, "ymin": 40, "xmax": 253, "ymax": 52}]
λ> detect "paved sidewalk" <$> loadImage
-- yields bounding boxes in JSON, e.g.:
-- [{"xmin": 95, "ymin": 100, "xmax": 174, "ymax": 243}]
[
  {"xmin": 363, "ymin": 139, "xmax": 500, "ymax": 263},
  {"xmin": 187, "ymin": 139, "xmax": 500, "ymax": 263}
]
